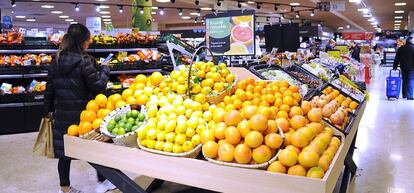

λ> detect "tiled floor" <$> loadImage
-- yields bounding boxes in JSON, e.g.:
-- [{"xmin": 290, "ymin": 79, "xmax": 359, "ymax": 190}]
[{"xmin": 0, "ymin": 66, "xmax": 413, "ymax": 193}]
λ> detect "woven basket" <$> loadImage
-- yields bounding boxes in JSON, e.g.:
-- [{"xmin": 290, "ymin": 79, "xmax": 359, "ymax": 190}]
[
  {"xmin": 187, "ymin": 46, "xmax": 237, "ymax": 104},
  {"xmin": 100, "ymin": 105, "xmax": 147, "ymax": 147},
  {"xmin": 79, "ymin": 129, "xmax": 111, "ymax": 142},
  {"xmin": 203, "ymin": 124, "xmax": 285, "ymax": 169}
]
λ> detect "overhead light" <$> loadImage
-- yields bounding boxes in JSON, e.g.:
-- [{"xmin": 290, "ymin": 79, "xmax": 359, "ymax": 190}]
[
  {"xmin": 247, "ymin": 1, "xmax": 255, "ymax": 4},
  {"xmin": 152, "ymin": 11, "xmax": 156, "ymax": 15},
  {"xmin": 101, "ymin": 15, "xmax": 111, "ymax": 18},
  {"xmin": 118, "ymin": 5, "xmax": 123, "ymax": 13},
  {"xmin": 99, "ymin": 5, "xmax": 109, "ymax": 9},
  {"xmin": 363, "ymin": 14, "xmax": 372, "ymax": 17},
  {"xmin": 104, "ymin": 22, "xmax": 112, "ymax": 24},
  {"xmin": 295, "ymin": 12, "xmax": 300, "ymax": 18},
  {"xmin": 152, "ymin": 6, "xmax": 158, "ymax": 10},
  {"xmin": 59, "ymin": 15, "xmax": 69, "ymax": 18},
  {"xmin": 96, "ymin": 5, "xmax": 101, "ymax": 12},
  {"xmin": 310, "ymin": 10, "xmax": 315, "ymax": 17},
  {"xmin": 15, "ymin": 15, "xmax": 26, "ymax": 18},
  {"xmin": 395, "ymin": 16, "xmax": 403, "ymax": 19},
  {"xmin": 190, "ymin": 12, "xmax": 198, "ymax": 16},
  {"xmin": 140, "ymin": 7, "xmax": 144, "ymax": 14},
  {"xmin": 395, "ymin": 20, "xmax": 402, "ymax": 23},
  {"xmin": 102, "ymin": 19, "xmax": 111, "ymax": 22},
  {"xmin": 201, "ymin": 7, "xmax": 212, "ymax": 11},
  {"xmin": 70, "ymin": 22, "xmax": 78, "ymax": 24},
  {"xmin": 99, "ymin": 11, "xmax": 110, "ymax": 14},
  {"xmin": 290, "ymin": 3, "xmax": 300, "ymax": 6},
  {"xmin": 338, "ymin": 27, "xmax": 344, "ymax": 30},
  {"xmin": 395, "ymin": 10, "xmax": 404, "ymax": 13},
  {"xmin": 160, "ymin": 8, "xmax": 165, "ymax": 15},
  {"xmin": 357, "ymin": 8, "xmax": 369, "ymax": 14},
  {"xmin": 75, "ymin": 3, "xmax": 79, "ymax": 11},
  {"xmin": 371, "ymin": 22, "xmax": 378, "ymax": 25},
  {"xmin": 178, "ymin": 9, "xmax": 183, "ymax": 16},
  {"xmin": 26, "ymin": 18, "xmax": 36, "ymax": 22},
  {"xmin": 181, "ymin": 16, "xmax": 191, "ymax": 20},
  {"xmin": 65, "ymin": 19, "xmax": 74, "ymax": 22},
  {"xmin": 347, "ymin": 25, "xmax": 351, "ymax": 28},
  {"xmin": 51, "ymin": 11, "xmax": 63, "ymax": 14},
  {"xmin": 11, "ymin": 0, "xmax": 16, "ymax": 7},
  {"xmin": 368, "ymin": 17, "xmax": 376, "ymax": 22},
  {"xmin": 395, "ymin": 2, "xmax": 406, "ymax": 6},
  {"xmin": 349, "ymin": 0, "xmax": 361, "ymax": 4},
  {"xmin": 41, "ymin": 5, "xmax": 54, "ymax": 9},
  {"xmin": 156, "ymin": 0, "xmax": 170, "ymax": 2}
]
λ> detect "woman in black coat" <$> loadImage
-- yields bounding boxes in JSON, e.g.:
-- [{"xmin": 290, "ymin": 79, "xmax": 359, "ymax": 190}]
[{"xmin": 44, "ymin": 24, "xmax": 114, "ymax": 193}]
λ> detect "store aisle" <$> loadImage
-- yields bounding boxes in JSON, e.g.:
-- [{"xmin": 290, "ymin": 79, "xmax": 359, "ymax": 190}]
[
  {"xmin": 0, "ymin": 67, "xmax": 413, "ymax": 193},
  {"xmin": 350, "ymin": 67, "xmax": 414, "ymax": 193}
]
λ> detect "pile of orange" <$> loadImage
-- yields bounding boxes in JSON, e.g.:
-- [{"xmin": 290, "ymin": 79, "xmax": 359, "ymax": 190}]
[{"xmin": 322, "ymin": 86, "xmax": 359, "ymax": 111}]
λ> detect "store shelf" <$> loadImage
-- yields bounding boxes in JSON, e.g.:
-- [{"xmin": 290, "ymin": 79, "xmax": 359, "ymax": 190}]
[
  {"xmin": 0, "ymin": 50, "xmax": 23, "ymax": 54},
  {"xmin": 24, "ymin": 73, "xmax": 48, "ymax": 78},
  {"xmin": 22, "ymin": 49, "xmax": 58, "ymax": 54},
  {"xmin": 110, "ymin": 69, "xmax": 161, "ymax": 75},
  {"xmin": 0, "ymin": 102, "xmax": 25, "ymax": 108},
  {"xmin": 0, "ymin": 74, "xmax": 24, "ymax": 79}
]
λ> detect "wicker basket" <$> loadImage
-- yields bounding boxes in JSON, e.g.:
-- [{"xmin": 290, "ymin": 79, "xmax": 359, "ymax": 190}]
[
  {"xmin": 79, "ymin": 129, "xmax": 111, "ymax": 142},
  {"xmin": 187, "ymin": 46, "xmax": 238, "ymax": 104},
  {"xmin": 203, "ymin": 124, "xmax": 285, "ymax": 169},
  {"xmin": 100, "ymin": 105, "xmax": 147, "ymax": 147}
]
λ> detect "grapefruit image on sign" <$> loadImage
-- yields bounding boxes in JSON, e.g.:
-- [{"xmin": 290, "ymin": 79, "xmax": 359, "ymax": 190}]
[{"xmin": 231, "ymin": 24, "xmax": 253, "ymax": 46}]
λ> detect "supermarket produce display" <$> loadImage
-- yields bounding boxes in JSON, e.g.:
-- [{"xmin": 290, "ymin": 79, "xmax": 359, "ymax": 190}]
[{"xmin": 63, "ymin": 54, "xmax": 367, "ymax": 193}]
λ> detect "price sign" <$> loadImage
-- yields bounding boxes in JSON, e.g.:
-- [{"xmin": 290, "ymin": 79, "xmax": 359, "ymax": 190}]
[{"xmin": 330, "ymin": 1, "xmax": 346, "ymax": 12}]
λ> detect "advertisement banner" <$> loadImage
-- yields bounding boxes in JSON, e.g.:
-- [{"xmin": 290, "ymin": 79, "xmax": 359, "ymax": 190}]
[
  {"xmin": 206, "ymin": 10, "xmax": 255, "ymax": 56},
  {"xmin": 342, "ymin": 32, "xmax": 374, "ymax": 40}
]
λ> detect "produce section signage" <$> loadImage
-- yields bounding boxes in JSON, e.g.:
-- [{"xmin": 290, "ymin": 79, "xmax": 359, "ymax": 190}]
[
  {"xmin": 342, "ymin": 32, "xmax": 374, "ymax": 40},
  {"xmin": 206, "ymin": 10, "xmax": 255, "ymax": 56}
]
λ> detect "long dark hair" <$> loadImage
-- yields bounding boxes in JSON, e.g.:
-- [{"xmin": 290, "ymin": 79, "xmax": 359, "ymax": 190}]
[{"xmin": 57, "ymin": 23, "xmax": 91, "ymax": 59}]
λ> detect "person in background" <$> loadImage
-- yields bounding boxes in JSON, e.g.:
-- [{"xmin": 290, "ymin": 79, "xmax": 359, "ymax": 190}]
[
  {"xmin": 393, "ymin": 35, "xmax": 414, "ymax": 100},
  {"xmin": 44, "ymin": 24, "xmax": 115, "ymax": 193},
  {"xmin": 349, "ymin": 40, "xmax": 361, "ymax": 62},
  {"xmin": 324, "ymin": 39, "xmax": 336, "ymax": 52}
]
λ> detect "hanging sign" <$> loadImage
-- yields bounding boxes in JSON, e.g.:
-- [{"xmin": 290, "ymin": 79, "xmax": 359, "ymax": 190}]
[
  {"xmin": 86, "ymin": 17, "xmax": 102, "ymax": 35},
  {"xmin": 330, "ymin": 1, "xmax": 346, "ymax": 12},
  {"xmin": 342, "ymin": 32, "xmax": 374, "ymax": 40},
  {"xmin": 2, "ymin": 16, "xmax": 13, "ymax": 29}
]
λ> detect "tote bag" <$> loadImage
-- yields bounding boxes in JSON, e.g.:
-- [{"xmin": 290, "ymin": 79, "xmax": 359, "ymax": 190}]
[{"xmin": 33, "ymin": 114, "xmax": 55, "ymax": 159}]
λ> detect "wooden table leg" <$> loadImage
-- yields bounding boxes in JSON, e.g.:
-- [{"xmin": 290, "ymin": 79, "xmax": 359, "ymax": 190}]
[{"xmin": 89, "ymin": 163, "xmax": 148, "ymax": 193}]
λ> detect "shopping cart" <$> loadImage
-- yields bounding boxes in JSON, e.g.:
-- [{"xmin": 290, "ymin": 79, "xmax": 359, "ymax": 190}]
[{"xmin": 386, "ymin": 69, "xmax": 402, "ymax": 100}]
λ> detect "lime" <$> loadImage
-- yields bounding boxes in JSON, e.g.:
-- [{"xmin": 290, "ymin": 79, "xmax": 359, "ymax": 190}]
[
  {"xmin": 131, "ymin": 110, "xmax": 139, "ymax": 118},
  {"xmin": 117, "ymin": 128, "xmax": 126, "ymax": 135},
  {"xmin": 114, "ymin": 115, "xmax": 121, "ymax": 122},
  {"xmin": 128, "ymin": 118, "xmax": 135, "ymax": 125},
  {"xmin": 131, "ymin": 125, "xmax": 138, "ymax": 132},
  {"xmin": 121, "ymin": 115, "xmax": 127, "ymax": 121},
  {"xmin": 126, "ymin": 111, "xmax": 132, "ymax": 118},
  {"xmin": 112, "ymin": 128, "xmax": 119, "ymax": 135},
  {"xmin": 117, "ymin": 122, "xmax": 125, "ymax": 129},
  {"xmin": 109, "ymin": 119, "xmax": 116, "ymax": 125},
  {"xmin": 107, "ymin": 124, "xmax": 115, "ymax": 132},
  {"xmin": 135, "ymin": 119, "xmax": 142, "ymax": 126},
  {"xmin": 137, "ymin": 113, "xmax": 146, "ymax": 122},
  {"xmin": 125, "ymin": 123, "xmax": 133, "ymax": 131}
]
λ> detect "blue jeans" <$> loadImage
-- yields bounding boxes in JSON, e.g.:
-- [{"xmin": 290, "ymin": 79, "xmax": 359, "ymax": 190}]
[{"xmin": 407, "ymin": 70, "xmax": 414, "ymax": 99}]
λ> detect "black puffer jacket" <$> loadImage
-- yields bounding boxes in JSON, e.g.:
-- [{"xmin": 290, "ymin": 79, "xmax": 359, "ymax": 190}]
[{"xmin": 44, "ymin": 52, "xmax": 110, "ymax": 159}]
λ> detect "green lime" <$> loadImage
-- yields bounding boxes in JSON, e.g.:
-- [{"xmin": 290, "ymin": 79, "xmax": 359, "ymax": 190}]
[
  {"xmin": 117, "ymin": 128, "xmax": 126, "ymax": 135},
  {"xmin": 137, "ymin": 113, "xmax": 145, "ymax": 122},
  {"xmin": 131, "ymin": 125, "xmax": 138, "ymax": 132},
  {"xmin": 107, "ymin": 124, "xmax": 115, "ymax": 132},
  {"xmin": 114, "ymin": 115, "xmax": 121, "ymax": 122},
  {"xmin": 128, "ymin": 118, "xmax": 135, "ymax": 125},
  {"xmin": 131, "ymin": 110, "xmax": 139, "ymax": 118},
  {"xmin": 112, "ymin": 128, "xmax": 119, "ymax": 135},
  {"xmin": 125, "ymin": 123, "xmax": 133, "ymax": 131},
  {"xmin": 126, "ymin": 111, "xmax": 132, "ymax": 118},
  {"xmin": 109, "ymin": 119, "xmax": 116, "ymax": 125},
  {"xmin": 117, "ymin": 122, "xmax": 125, "ymax": 128}
]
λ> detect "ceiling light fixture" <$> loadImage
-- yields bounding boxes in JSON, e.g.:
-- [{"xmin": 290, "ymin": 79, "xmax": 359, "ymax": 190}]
[
  {"xmin": 140, "ymin": 7, "xmax": 144, "ymax": 14},
  {"xmin": 118, "ymin": 5, "xmax": 123, "ymax": 13},
  {"xmin": 290, "ymin": 3, "xmax": 300, "ymax": 6},
  {"xmin": 102, "ymin": 19, "xmax": 111, "ymax": 22},
  {"xmin": 152, "ymin": 11, "xmax": 156, "ymax": 15},
  {"xmin": 368, "ymin": 17, "xmax": 376, "ymax": 22},
  {"xmin": 395, "ymin": 20, "xmax": 402, "ymax": 23},
  {"xmin": 11, "ymin": 0, "xmax": 16, "ymax": 7},
  {"xmin": 96, "ymin": 5, "xmax": 100, "ymax": 12},
  {"xmin": 59, "ymin": 15, "xmax": 69, "ymax": 18},
  {"xmin": 310, "ymin": 10, "xmax": 315, "ymax": 17},
  {"xmin": 349, "ymin": 0, "xmax": 361, "ymax": 4},
  {"xmin": 160, "ymin": 8, "xmax": 165, "ymax": 15},
  {"xmin": 347, "ymin": 25, "xmax": 351, "ymax": 28},
  {"xmin": 99, "ymin": 5, "xmax": 109, "ymax": 9},
  {"xmin": 156, "ymin": 0, "xmax": 169, "ymax": 2},
  {"xmin": 338, "ymin": 27, "xmax": 344, "ymax": 30},
  {"xmin": 65, "ymin": 19, "xmax": 74, "ymax": 22},
  {"xmin": 247, "ymin": 1, "xmax": 254, "ymax": 4},
  {"xmin": 70, "ymin": 22, "xmax": 78, "ymax": 24},
  {"xmin": 15, "ymin": 15, "xmax": 26, "ymax": 18},
  {"xmin": 395, "ymin": 16, "xmax": 403, "ymax": 19},
  {"xmin": 178, "ymin": 9, "xmax": 183, "ymax": 16},
  {"xmin": 182, "ymin": 16, "xmax": 191, "ymax": 20},
  {"xmin": 51, "ymin": 11, "xmax": 63, "ymax": 14},
  {"xmin": 152, "ymin": 6, "xmax": 158, "ymax": 10},
  {"xmin": 75, "ymin": 3, "xmax": 79, "ymax": 11},
  {"xmin": 26, "ymin": 18, "xmax": 36, "ymax": 22},
  {"xmin": 395, "ymin": 2, "xmax": 406, "ymax": 6},
  {"xmin": 101, "ymin": 15, "xmax": 111, "ymax": 18},
  {"xmin": 41, "ymin": 5, "xmax": 54, "ymax": 9},
  {"xmin": 395, "ymin": 10, "xmax": 404, "ymax": 13},
  {"xmin": 99, "ymin": 11, "xmax": 110, "ymax": 14},
  {"xmin": 363, "ymin": 14, "xmax": 372, "ymax": 17},
  {"xmin": 201, "ymin": 7, "xmax": 212, "ymax": 11}
]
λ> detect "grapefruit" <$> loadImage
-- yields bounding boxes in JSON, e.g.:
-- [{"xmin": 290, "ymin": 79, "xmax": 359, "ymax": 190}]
[
  {"xmin": 267, "ymin": 161, "xmax": 287, "ymax": 173},
  {"xmin": 264, "ymin": 133, "xmax": 283, "ymax": 149},
  {"xmin": 278, "ymin": 149, "xmax": 298, "ymax": 167},
  {"xmin": 307, "ymin": 167, "xmax": 325, "ymax": 179},
  {"xmin": 95, "ymin": 94, "xmax": 108, "ymax": 108},
  {"xmin": 242, "ymin": 105, "xmax": 258, "ymax": 119},
  {"xmin": 249, "ymin": 114, "xmax": 268, "ymax": 132},
  {"xmin": 214, "ymin": 122, "xmax": 226, "ymax": 140},
  {"xmin": 234, "ymin": 144, "xmax": 253, "ymax": 164},
  {"xmin": 86, "ymin": 100, "xmax": 99, "ymax": 113},
  {"xmin": 224, "ymin": 110, "xmax": 242, "ymax": 126},
  {"xmin": 290, "ymin": 131, "xmax": 309, "ymax": 148},
  {"xmin": 287, "ymin": 165, "xmax": 306, "ymax": 176},
  {"xmin": 80, "ymin": 110, "xmax": 96, "ymax": 123},
  {"xmin": 252, "ymin": 145, "xmax": 272, "ymax": 164},
  {"xmin": 244, "ymin": 131, "xmax": 264, "ymax": 148},
  {"xmin": 203, "ymin": 141, "xmax": 219, "ymax": 159},
  {"xmin": 298, "ymin": 150, "xmax": 320, "ymax": 168},
  {"xmin": 307, "ymin": 108, "xmax": 322, "ymax": 122},
  {"xmin": 218, "ymin": 143, "xmax": 235, "ymax": 162},
  {"xmin": 225, "ymin": 126, "xmax": 241, "ymax": 145},
  {"xmin": 67, "ymin": 125, "xmax": 79, "ymax": 136}
]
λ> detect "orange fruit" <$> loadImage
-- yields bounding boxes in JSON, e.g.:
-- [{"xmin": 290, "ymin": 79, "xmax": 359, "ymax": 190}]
[
  {"xmin": 307, "ymin": 167, "xmax": 325, "ymax": 178},
  {"xmin": 242, "ymin": 101, "xmax": 252, "ymax": 109},
  {"xmin": 86, "ymin": 100, "xmax": 99, "ymax": 113},
  {"xmin": 237, "ymin": 120, "xmax": 251, "ymax": 138},
  {"xmin": 78, "ymin": 121, "xmax": 93, "ymax": 135},
  {"xmin": 251, "ymin": 98, "xmax": 261, "ymax": 106},
  {"xmin": 126, "ymin": 96, "xmax": 138, "ymax": 105},
  {"xmin": 289, "ymin": 115, "xmax": 308, "ymax": 130},
  {"xmin": 277, "ymin": 111, "xmax": 289, "ymax": 119},
  {"xmin": 224, "ymin": 110, "xmax": 242, "ymax": 126},
  {"xmin": 308, "ymin": 108, "xmax": 322, "ymax": 122},
  {"xmin": 92, "ymin": 118, "xmax": 103, "ymax": 129},
  {"xmin": 257, "ymin": 106, "xmax": 271, "ymax": 119},
  {"xmin": 291, "ymin": 131, "xmax": 309, "ymax": 148},
  {"xmin": 233, "ymin": 99, "xmax": 243, "ymax": 110},
  {"xmin": 122, "ymin": 89, "xmax": 134, "ymax": 101},
  {"xmin": 278, "ymin": 149, "xmax": 298, "ymax": 167},
  {"xmin": 283, "ymin": 96, "xmax": 293, "ymax": 106},
  {"xmin": 252, "ymin": 145, "xmax": 272, "ymax": 164},
  {"xmin": 249, "ymin": 114, "xmax": 268, "ymax": 132},
  {"xmin": 203, "ymin": 141, "xmax": 219, "ymax": 159},
  {"xmin": 298, "ymin": 150, "xmax": 320, "ymax": 168},
  {"xmin": 218, "ymin": 143, "xmax": 235, "ymax": 162},
  {"xmin": 237, "ymin": 80, "xmax": 247, "ymax": 90},
  {"xmin": 276, "ymin": 118, "xmax": 290, "ymax": 132},
  {"xmin": 115, "ymin": 100, "xmax": 127, "ymax": 108},
  {"xmin": 274, "ymin": 97, "xmax": 283, "ymax": 107},
  {"xmin": 106, "ymin": 101, "xmax": 115, "ymax": 111},
  {"xmin": 279, "ymin": 104, "xmax": 290, "ymax": 113},
  {"xmin": 150, "ymin": 72, "xmax": 163, "ymax": 86},
  {"xmin": 95, "ymin": 94, "xmax": 108, "ymax": 108},
  {"xmin": 136, "ymin": 95, "xmax": 149, "ymax": 105},
  {"xmin": 285, "ymin": 145, "xmax": 301, "ymax": 155},
  {"xmin": 223, "ymin": 96, "xmax": 232, "ymax": 105},
  {"xmin": 234, "ymin": 144, "xmax": 253, "ymax": 164},
  {"xmin": 225, "ymin": 126, "xmax": 241, "ymax": 145},
  {"xmin": 319, "ymin": 155, "xmax": 331, "ymax": 171},
  {"xmin": 80, "ymin": 110, "xmax": 97, "ymax": 123},
  {"xmin": 266, "ymin": 120, "xmax": 278, "ymax": 134},
  {"xmin": 110, "ymin": 94, "xmax": 122, "ymax": 105},
  {"xmin": 242, "ymin": 105, "xmax": 258, "ymax": 119},
  {"xmin": 265, "ymin": 94, "xmax": 275, "ymax": 104},
  {"xmin": 235, "ymin": 89, "xmax": 247, "ymax": 101},
  {"xmin": 259, "ymin": 101, "xmax": 270, "ymax": 107},
  {"xmin": 267, "ymin": 161, "xmax": 287, "ymax": 173},
  {"xmin": 244, "ymin": 131, "xmax": 264, "ymax": 148},
  {"xmin": 201, "ymin": 129, "xmax": 215, "ymax": 144},
  {"xmin": 297, "ymin": 127, "xmax": 316, "ymax": 142},
  {"xmin": 284, "ymin": 90, "xmax": 293, "ymax": 97},
  {"xmin": 213, "ymin": 109, "xmax": 226, "ymax": 123},
  {"xmin": 254, "ymin": 85, "xmax": 263, "ymax": 94},
  {"xmin": 287, "ymin": 165, "xmax": 306, "ymax": 176},
  {"xmin": 265, "ymin": 133, "xmax": 283, "ymax": 149},
  {"xmin": 67, "ymin": 125, "xmax": 79, "ymax": 136},
  {"xmin": 97, "ymin": 109, "xmax": 110, "ymax": 119},
  {"xmin": 307, "ymin": 122, "xmax": 324, "ymax": 134},
  {"xmin": 245, "ymin": 91, "xmax": 253, "ymax": 100},
  {"xmin": 214, "ymin": 122, "xmax": 227, "ymax": 140},
  {"xmin": 246, "ymin": 77, "xmax": 255, "ymax": 85},
  {"xmin": 289, "ymin": 106, "xmax": 303, "ymax": 117},
  {"xmin": 349, "ymin": 101, "xmax": 358, "ymax": 110},
  {"xmin": 289, "ymin": 85, "xmax": 299, "ymax": 93},
  {"xmin": 293, "ymin": 93, "xmax": 302, "ymax": 102},
  {"xmin": 279, "ymin": 81, "xmax": 289, "ymax": 88}
]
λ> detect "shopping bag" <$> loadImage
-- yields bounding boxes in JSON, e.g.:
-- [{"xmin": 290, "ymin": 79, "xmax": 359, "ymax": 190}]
[{"xmin": 33, "ymin": 114, "xmax": 55, "ymax": 159}]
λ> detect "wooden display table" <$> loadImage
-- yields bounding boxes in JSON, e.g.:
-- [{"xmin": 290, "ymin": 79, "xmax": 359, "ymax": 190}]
[{"xmin": 64, "ymin": 68, "xmax": 366, "ymax": 193}]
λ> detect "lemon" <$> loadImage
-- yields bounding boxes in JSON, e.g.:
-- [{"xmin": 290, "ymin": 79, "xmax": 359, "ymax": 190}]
[
  {"xmin": 156, "ymin": 119, "xmax": 167, "ymax": 130},
  {"xmin": 196, "ymin": 124, "xmax": 207, "ymax": 135},
  {"xmin": 182, "ymin": 141, "xmax": 194, "ymax": 152},
  {"xmin": 171, "ymin": 82, "xmax": 179, "ymax": 92},
  {"xmin": 192, "ymin": 110, "xmax": 203, "ymax": 118},
  {"xmin": 176, "ymin": 122, "xmax": 188, "ymax": 134},
  {"xmin": 146, "ymin": 129, "xmax": 158, "ymax": 140},
  {"xmin": 157, "ymin": 131, "xmax": 166, "ymax": 141},
  {"xmin": 185, "ymin": 109, "xmax": 193, "ymax": 118},
  {"xmin": 155, "ymin": 141, "xmax": 164, "ymax": 151},
  {"xmin": 186, "ymin": 127, "xmax": 196, "ymax": 138},
  {"xmin": 191, "ymin": 84, "xmax": 202, "ymax": 94},
  {"xmin": 192, "ymin": 102, "xmax": 203, "ymax": 111},
  {"xmin": 194, "ymin": 93, "xmax": 206, "ymax": 104},
  {"xmin": 140, "ymin": 139, "xmax": 147, "ymax": 147},
  {"xmin": 143, "ymin": 87, "xmax": 153, "ymax": 97},
  {"xmin": 168, "ymin": 113, "xmax": 177, "ymax": 120},
  {"xmin": 165, "ymin": 120, "xmax": 177, "ymax": 133},
  {"xmin": 191, "ymin": 134, "xmax": 201, "ymax": 145},
  {"xmin": 198, "ymin": 118, "xmax": 206, "ymax": 126},
  {"xmin": 146, "ymin": 139, "xmax": 156, "ymax": 149},
  {"xmin": 163, "ymin": 142, "xmax": 174, "ymax": 152},
  {"xmin": 175, "ymin": 106, "xmax": 186, "ymax": 115},
  {"xmin": 165, "ymin": 132, "xmax": 176, "ymax": 143},
  {"xmin": 203, "ymin": 111, "xmax": 213, "ymax": 121},
  {"xmin": 133, "ymin": 89, "xmax": 144, "ymax": 98},
  {"xmin": 176, "ymin": 115, "xmax": 187, "ymax": 123},
  {"xmin": 218, "ymin": 63, "xmax": 227, "ymax": 69},
  {"xmin": 170, "ymin": 70, "xmax": 180, "ymax": 79},
  {"xmin": 183, "ymin": 99, "xmax": 193, "ymax": 109},
  {"xmin": 137, "ymin": 127, "xmax": 147, "ymax": 140},
  {"xmin": 147, "ymin": 106, "xmax": 158, "ymax": 118},
  {"xmin": 175, "ymin": 134, "xmax": 187, "ymax": 145},
  {"xmin": 196, "ymin": 71, "xmax": 205, "ymax": 78},
  {"xmin": 172, "ymin": 144, "xmax": 184, "ymax": 153}
]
